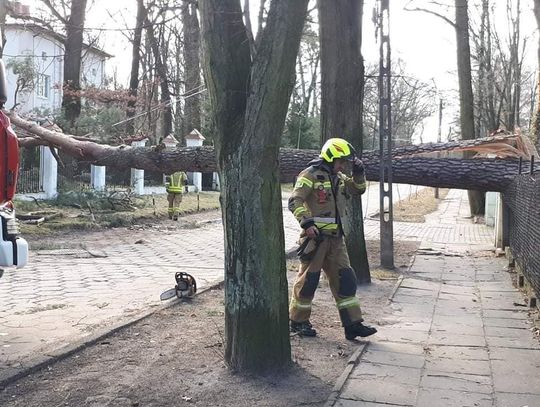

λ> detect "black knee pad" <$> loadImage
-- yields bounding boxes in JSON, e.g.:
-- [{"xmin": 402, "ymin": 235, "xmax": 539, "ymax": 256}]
[
  {"xmin": 338, "ymin": 268, "xmax": 357, "ymax": 297},
  {"xmin": 299, "ymin": 271, "xmax": 321, "ymax": 298}
]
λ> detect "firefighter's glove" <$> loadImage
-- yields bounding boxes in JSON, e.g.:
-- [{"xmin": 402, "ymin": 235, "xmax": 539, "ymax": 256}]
[
  {"xmin": 352, "ymin": 157, "xmax": 365, "ymax": 176},
  {"xmin": 304, "ymin": 225, "xmax": 319, "ymax": 239}
]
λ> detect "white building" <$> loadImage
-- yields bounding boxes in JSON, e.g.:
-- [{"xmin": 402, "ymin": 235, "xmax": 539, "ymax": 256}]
[{"xmin": 3, "ymin": 22, "xmax": 111, "ymax": 113}]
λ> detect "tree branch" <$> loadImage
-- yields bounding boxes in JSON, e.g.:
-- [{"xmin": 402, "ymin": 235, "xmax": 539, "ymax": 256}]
[
  {"xmin": 39, "ymin": 0, "xmax": 68, "ymax": 24},
  {"xmin": 404, "ymin": 6, "xmax": 456, "ymax": 28}
]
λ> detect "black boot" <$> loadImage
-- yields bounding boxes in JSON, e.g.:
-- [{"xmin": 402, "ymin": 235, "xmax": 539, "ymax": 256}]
[
  {"xmin": 344, "ymin": 322, "xmax": 377, "ymax": 340},
  {"xmin": 290, "ymin": 320, "xmax": 317, "ymax": 337}
]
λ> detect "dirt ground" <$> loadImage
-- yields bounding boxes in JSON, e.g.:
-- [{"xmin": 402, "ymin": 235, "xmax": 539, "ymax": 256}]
[{"xmin": 0, "ymin": 210, "xmax": 418, "ymax": 406}]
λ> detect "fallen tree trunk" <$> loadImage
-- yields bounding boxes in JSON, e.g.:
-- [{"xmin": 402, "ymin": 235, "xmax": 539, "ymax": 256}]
[{"xmin": 8, "ymin": 112, "xmax": 539, "ymax": 192}]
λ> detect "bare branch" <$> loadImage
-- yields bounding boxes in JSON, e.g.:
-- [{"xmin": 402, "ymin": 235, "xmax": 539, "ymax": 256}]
[
  {"xmin": 39, "ymin": 0, "xmax": 68, "ymax": 24},
  {"xmin": 404, "ymin": 6, "xmax": 456, "ymax": 28}
]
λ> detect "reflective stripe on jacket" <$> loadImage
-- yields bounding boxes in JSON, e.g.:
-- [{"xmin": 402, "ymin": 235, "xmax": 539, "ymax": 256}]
[
  {"xmin": 166, "ymin": 171, "xmax": 187, "ymax": 193},
  {"xmin": 288, "ymin": 161, "xmax": 366, "ymax": 236}
]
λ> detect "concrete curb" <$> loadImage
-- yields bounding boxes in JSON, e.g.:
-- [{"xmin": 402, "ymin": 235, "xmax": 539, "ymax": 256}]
[
  {"xmin": 324, "ymin": 341, "xmax": 369, "ymax": 407},
  {"xmin": 0, "ymin": 281, "xmax": 223, "ymax": 389},
  {"xmin": 387, "ymin": 251, "xmax": 416, "ymax": 304}
]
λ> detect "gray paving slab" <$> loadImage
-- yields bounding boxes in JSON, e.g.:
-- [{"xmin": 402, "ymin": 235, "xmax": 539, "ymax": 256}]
[
  {"xmin": 340, "ymin": 378, "xmax": 418, "ymax": 406},
  {"xmin": 425, "ymin": 345, "xmax": 489, "ymax": 361},
  {"xmin": 424, "ymin": 357, "xmax": 492, "ymax": 376},
  {"xmin": 361, "ymin": 348, "xmax": 425, "ymax": 369},
  {"xmin": 494, "ymin": 392, "xmax": 540, "ymax": 407},
  {"xmin": 349, "ymin": 361, "xmax": 422, "ymax": 386},
  {"xmin": 416, "ymin": 388, "xmax": 493, "ymax": 407},
  {"xmin": 420, "ymin": 371, "xmax": 492, "ymax": 394}
]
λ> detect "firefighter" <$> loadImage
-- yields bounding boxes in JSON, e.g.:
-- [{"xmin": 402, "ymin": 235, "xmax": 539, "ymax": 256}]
[
  {"xmin": 288, "ymin": 138, "xmax": 377, "ymax": 340},
  {"xmin": 165, "ymin": 171, "xmax": 188, "ymax": 220}
]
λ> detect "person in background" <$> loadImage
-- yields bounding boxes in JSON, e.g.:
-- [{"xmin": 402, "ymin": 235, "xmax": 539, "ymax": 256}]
[
  {"xmin": 165, "ymin": 171, "xmax": 188, "ymax": 221},
  {"xmin": 288, "ymin": 137, "xmax": 377, "ymax": 340}
]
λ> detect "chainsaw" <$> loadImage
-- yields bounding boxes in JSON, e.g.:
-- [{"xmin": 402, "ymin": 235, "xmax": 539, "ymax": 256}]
[{"xmin": 160, "ymin": 272, "xmax": 197, "ymax": 300}]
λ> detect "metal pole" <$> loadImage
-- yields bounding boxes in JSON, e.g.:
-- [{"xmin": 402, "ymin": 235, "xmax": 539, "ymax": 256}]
[
  {"xmin": 378, "ymin": 0, "xmax": 394, "ymax": 269},
  {"xmin": 435, "ymin": 98, "xmax": 443, "ymax": 199}
]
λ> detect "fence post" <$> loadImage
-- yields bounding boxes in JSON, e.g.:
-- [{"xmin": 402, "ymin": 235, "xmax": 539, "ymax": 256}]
[
  {"xmin": 91, "ymin": 165, "xmax": 106, "ymax": 192},
  {"xmin": 131, "ymin": 139, "xmax": 147, "ymax": 195},
  {"xmin": 40, "ymin": 145, "xmax": 57, "ymax": 199},
  {"xmin": 185, "ymin": 129, "xmax": 205, "ymax": 192}
]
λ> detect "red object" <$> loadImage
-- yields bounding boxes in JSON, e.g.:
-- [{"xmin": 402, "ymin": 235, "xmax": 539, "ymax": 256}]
[{"xmin": 0, "ymin": 111, "xmax": 19, "ymax": 204}]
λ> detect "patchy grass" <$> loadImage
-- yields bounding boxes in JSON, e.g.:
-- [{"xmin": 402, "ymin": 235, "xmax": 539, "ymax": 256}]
[
  {"xmin": 392, "ymin": 187, "xmax": 450, "ymax": 223},
  {"xmin": 14, "ymin": 191, "xmax": 221, "ymax": 236}
]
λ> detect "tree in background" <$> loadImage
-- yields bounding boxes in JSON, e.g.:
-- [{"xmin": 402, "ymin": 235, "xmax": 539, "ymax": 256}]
[
  {"xmin": 531, "ymin": 0, "xmax": 540, "ymax": 148},
  {"xmin": 282, "ymin": 14, "xmax": 320, "ymax": 150},
  {"xmin": 37, "ymin": 0, "xmax": 88, "ymax": 130},
  {"xmin": 363, "ymin": 61, "xmax": 437, "ymax": 149},
  {"xmin": 125, "ymin": 0, "xmax": 147, "ymax": 137},
  {"xmin": 471, "ymin": 0, "xmax": 534, "ymax": 138},
  {"xmin": 199, "ymin": 0, "xmax": 308, "ymax": 372},
  {"xmin": 181, "ymin": 0, "xmax": 201, "ymax": 137}
]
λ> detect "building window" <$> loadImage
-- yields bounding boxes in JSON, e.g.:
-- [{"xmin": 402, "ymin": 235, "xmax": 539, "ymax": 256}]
[{"xmin": 36, "ymin": 74, "xmax": 50, "ymax": 98}]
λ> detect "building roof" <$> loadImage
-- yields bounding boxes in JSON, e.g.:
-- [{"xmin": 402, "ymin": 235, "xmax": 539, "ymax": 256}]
[
  {"xmin": 163, "ymin": 134, "xmax": 179, "ymax": 145},
  {"xmin": 185, "ymin": 129, "xmax": 205, "ymax": 140},
  {"xmin": 5, "ymin": 23, "xmax": 113, "ymax": 59}
]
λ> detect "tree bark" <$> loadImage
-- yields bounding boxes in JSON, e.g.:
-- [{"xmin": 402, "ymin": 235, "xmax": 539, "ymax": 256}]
[
  {"xmin": 62, "ymin": 0, "xmax": 87, "ymax": 129},
  {"xmin": 126, "ymin": 0, "xmax": 147, "ymax": 136},
  {"xmin": 200, "ymin": 0, "xmax": 308, "ymax": 372},
  {"xmin": 318, "ymin": 0, "xmax": 370, "ymax": 283},
  {"xmin": 145, "ymin": 17, "xmax": 173, "ymax": 141},
  {"xmin": 11, "ymin": 113, "xmax": 532, "ymax": 193},
  {"xmin": 181, "ymin": 1, "xmax": 202, "ymax": 136}
]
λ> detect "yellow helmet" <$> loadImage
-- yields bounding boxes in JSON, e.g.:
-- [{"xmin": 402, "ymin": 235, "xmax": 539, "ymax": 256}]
[{"xmin": 319, "ymin": 138, "xmax": 356, "ymax": 163}]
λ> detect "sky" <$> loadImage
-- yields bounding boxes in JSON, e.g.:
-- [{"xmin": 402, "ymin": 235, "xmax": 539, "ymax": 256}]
[{"xmin": 20, "ymin": 0, "xmax": 540, "ymax": 143}]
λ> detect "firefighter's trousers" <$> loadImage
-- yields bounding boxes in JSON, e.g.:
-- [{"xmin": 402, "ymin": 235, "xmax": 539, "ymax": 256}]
[
  {"xmin": 167, "ymin": 192, "xmax": 183, "ymax": 219},
  {"xmin": 289, "ymin": 236, "xmax": 363, "ymax": 327}
]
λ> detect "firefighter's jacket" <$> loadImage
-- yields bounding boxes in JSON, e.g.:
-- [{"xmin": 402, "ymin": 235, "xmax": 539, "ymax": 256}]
[
  {"xmin": 166, "ymin": 171, "xmax": 187, "ymax": 194},
  {"xmin": 288, "ymin": 159, "xmax": 366, "ymax": 237}
]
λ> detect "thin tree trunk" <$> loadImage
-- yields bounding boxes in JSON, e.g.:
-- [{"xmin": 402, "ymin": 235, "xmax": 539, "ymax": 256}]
[
  {"xmin": 126, "ymin": 0, "xmax": 147, "ymax": 136},
  {"xmin": 182, "ymin": 1, "xmax": 201, "ymax": 135},
  {"xmin": 145, "ymin": 18, "xmax": 173, "ymax": 141},
  {"xmin": 318, "ymin": 0, "xmax": 370, "ymax": 283},
  {"xmin": 62, "ymin": 0, "xmax": 87, "ymax": 129}
]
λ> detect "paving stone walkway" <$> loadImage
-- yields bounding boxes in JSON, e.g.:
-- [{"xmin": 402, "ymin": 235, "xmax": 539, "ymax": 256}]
[{"xmin": 327, "ymin": 191, "xmax": 540, "ymax": 407}]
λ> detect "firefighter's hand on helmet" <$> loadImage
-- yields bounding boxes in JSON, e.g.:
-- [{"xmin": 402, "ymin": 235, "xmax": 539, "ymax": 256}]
[
  {"xmin": 305, "ymin": 225, "xmax": 319, "ymax": 239},
  {"xmin": 352, "ymin": 157, "xmax": 365, "ymax": 175}
]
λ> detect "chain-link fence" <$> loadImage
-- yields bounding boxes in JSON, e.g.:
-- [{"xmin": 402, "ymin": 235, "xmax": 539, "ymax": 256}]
[{"xmin": 503, "ymin": 173, "xmax": 540, "ymax": 297}]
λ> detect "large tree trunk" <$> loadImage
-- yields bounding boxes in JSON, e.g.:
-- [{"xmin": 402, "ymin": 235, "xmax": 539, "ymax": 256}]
[
  {"xmin": 200, "ymin": 0, "xmax": 308, "ymax": 372},
  {"xmin": 455, "ymin": 0, "xmax": 484, "ymax": 215},
  {"xmin": 126, "ymin": 0, "xmax": 147, "ymax": 136},
  {"xmin": 62, "ymin": 0, "xmax": 87, "ymax": 129},
  {"xmin": 532, "ymin": 0, "xmax": 540, "ymax": 150},
  {"xmin": 11, "ymin": 113, "xmax": 532, "ymax": 193},
  {"xmin": 318, "ymin": 0, "xmax": 370, "ymax": 283},
  {"xmin": 181, "ymin": 0, "xmax": 202, "ymax": 137}
]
